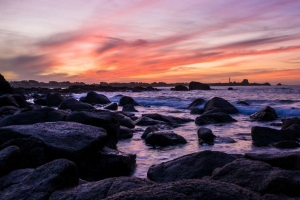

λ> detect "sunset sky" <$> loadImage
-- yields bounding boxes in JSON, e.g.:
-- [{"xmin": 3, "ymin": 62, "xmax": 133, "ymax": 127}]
[{"xmin": 1, "ymin": 0, "xmax": 300, "ymax": 84}]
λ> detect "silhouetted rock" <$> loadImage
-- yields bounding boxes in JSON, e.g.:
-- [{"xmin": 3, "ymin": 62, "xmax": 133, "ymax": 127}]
[
  {"xmin": 273, "ymin": 140, "xmax": 300, "ymax": 149},
  {"xmin": 103, "ymin": 102, "xmax": 118, "ymax": 110},
  {"xmin": 173, "ymin": 85, "xmax": 188, "ymax": 91},
  {"xmin": 188, "ymin": 81, "xmax": 210, "ymax": 90},
  {"xmin": 122, "ymin": 104, "xmax": 138, "ymax": 112},
  {"xmin": 241, "ymin": 79, "xmax": 249, "ymax": 85},
  {"xmin": 228, "ymin": 87, "xmax": 233, "ymax": 90},
  {"xmin": 80, "ymin": 91, "xmax": 111, "ymax": 105},
  {"xmin": 277, "ymin": 83, "xmax": 282, "ymax": 86},
  {"xmin": 195, "ymin": 112, "xmax": 237, "ymax": 125},
  {"xmin": 204, "ymin": 97, "xmax": 238, "ymax": 114},
  {"xmin": 0, "ymin": 106, "xmax": 19, "ymax": 120},
  {"xmin": 0, "ymin": 146, "xmax": 21, "ymax": 177},
  {"xmin": 46, "ymin": 93, "xmax": 65, "ymax": 107},
  {"xmin": 0, "ymin": 107, "xmax": 68, "ymax": 127},
  {"xmin": 135, "ymin": 116, "xmax": 166, "ymax": 126},
  {"xmin": 250, "ymin": 106, "xmax": 278, "ymax": 121},
  {"xmin": 119, "ymin": 96, "xmax": 138, "ymax": 106},
  {"xmin": 281, "ymin": 117, "xmax": 300, "ymax": 129},
  {"xmin": 237, "ymin": 101, "xmax": 250, "ymax": 106},
  {"xmin": 251, "ymin": 126, "xmax": 296, "ymax": 146},
  {"xmin": 0, "ymin": 159, "xmax": 78, "ymax": 200},
  {"xmin": 0, "ymin": 74, "xmax": 13, "ymax": 94},
  {"xmin": 197, "ymin": 127, "xmax": 216, "ymax": 143},
  {"xmin": 0, "ymin": 95, "xmax": 19, "ymax": 108},
  {"xmin": 119, "ymin": 126, "xmax": 133, "ymax": 139},
  {"xmin": 190, "ymin": 108, "xmax": 204, "ymax": 114},
  {"xmin": 141, "ymin": 126, "xmax": 158, "ymax": 139},
  {"xmin": 145, "ymin": 131, "xmax": 187, "ymax": 146},
  {"xmin": 34, "ymin": 97, "xmax": 47, "ymax": 106},
  {"xmin": 214, "ymin": 136, "xmax": 236, "ymax": 144},
  {"xmin": 50, "ymin": 177, "xmax": 154, "ymax": 200},
  {"xmin": 147, "ymin": 151, "xmax": 237, "ymax": 183},
  {"xmin": 116, "ymin": 113, "xmax": 135, "ymax": 128},
  {"xmin": 187, "ymin": 98, "xmax": 205, "ymax": 108},
  {"xmin": 58, "ymin": 98, "xmax": 95, "ymax": 111}
]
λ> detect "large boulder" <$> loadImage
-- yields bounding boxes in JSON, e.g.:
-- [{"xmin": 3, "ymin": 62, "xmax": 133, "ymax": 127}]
[
  {"xmin": 105, "ymin": 179, "xmax": 260, "ymax": 200},
  {"xmin": 0, "ymin": 74, "xmax": 13, "ymax": 94},
  {"xmin": 58, "ymin": 98, "xmax": 95, "ymax": 111},
  {"xmin": 251, "ymin": 126, "xmax": 297, "ymax": 146},
  {"xmin": 250, "ymin": 106, "xmax": 278, "ymax": 121},
  {"xmin": 195, "ymin": 112, "xmax": 237, "ymax": 125},
  {"xmin": 0, "ymin": 159, "xmax": 78, "ymax": 200},
  {"xmin": 50, "ymin": 177, "xmax": 154, "ymax": 200},
  {"xmin": 188, "ymin": 81, "xmax": 210, "ymax": 90},
  {"xmin": 0, "ymin": 95, "xmax": 20, "ymax": 108},
  {"xmin": 66, "ymin": 110, "xmax": 119, "ymax": 148},
  {"xmin": 187, "ymin": 98, "xmax": 205, "ymax": 108},
  {"xmin": 145, "ymin": 131, "xmax": 187, "ymax": 146},
  {"xmin": 46, "ymin": 93, "xmax": 65, "ymax": 107},
  {"xmin": 211, "ymin": 158, "xmax": 300, "ymax": 197},
  {"xmin": 0, "ymin": 107, "xmax": 68, "ymax": 127},
  {"xmin": 0, "ymin": 146, "xmax": 21, "ymax": 177},
  {"xmin": 119, "ymin": 96, "xmax": 138, "ymax": 106},
  {"xmin": 147, "ymin": 151, "xmax": 237, "ymax": 183},
  {"xmin": 204, "ymin": 97, "xmax": 238, "ymax": 114},
  {"xmin": 80, "ymin": 91, "xmax": 111, "ymax": 105}
]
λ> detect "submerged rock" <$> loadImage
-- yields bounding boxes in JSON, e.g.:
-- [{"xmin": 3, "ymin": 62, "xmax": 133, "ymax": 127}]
[
  {"xmin": 250, "ymin": 106, "xmax": 278, "ymax": 121},
  {"xmin": 204, "ymin": 97, "xmax": 238, "ymax": 114},
  {"xmin": 189, "ymin": 81, "xmax": 210, "ymax": 90},
  {"xmin": 173, "ymin": 85, "xmax": 188, "ymax": 91},
  {"xmin": 237, "ymin": 101, "xmax": 250, "ymax": 106},
  {"xmin": 145, "ymin": 131, "xmax": 187, "ymax": 146},
  {"xmin": 119, "ymin": 126, "xmax": 133, "ymax": 139},
  {"xmin": 142, "ymin": 113, "xmax": 193, "ymax": 124},
  {"xmin": 273, "ymin": 140, "xmax": 300, "ymax": 149}
]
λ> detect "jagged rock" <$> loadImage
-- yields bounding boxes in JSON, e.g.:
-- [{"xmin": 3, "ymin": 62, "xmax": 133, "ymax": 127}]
[
  {"xmin": 0, "ymin": 159, "xmax": 78, "ymax": 200},
  {"xmin": 50, "ymin": 177, "xmax": 154, "ymax": 200},
  {"xmin": 46, "ymin": 93, "xmax": 65, "ymax": 107},
  {"xmin": 173, "ymin": 85, "xmax": 188, "ymax": 91},
  {"xmin": 195, "ymin": 112, "xmax": 237, "ymax": 125},
  {"xmin": 145, "ymin": 131, "xmax": 187, "ymax": 146},
  {"xmin": 0, "ymin": 107, "xmax": 68, "ymax": 127},
  {"xmin": 251, "ymin": 126, "xmax": 296, "ymax": 146},
  {"xmin": 135, "ymin": 116, "xmax": 166, "ymax": 126},
  {"xmin": 204, "ymin": 97, "xmax": 238, "ymax": 114},
  {"xmin": 147, "ymin": 151, "xmax": 236, "ymax": 183},
  {"xmin": 80, "ymin": 91, "xmax": 111, "ymax": 105},
  {"xmin": 0, "ymin": 74, "xmax": 13, "ymax": 94},
  {"xmin": 250, "ymin": 106, "xmax": 278, "ymax": 121},
  {"xmin": 119, "ymin": 126, "xmax": 133, "ymax": 139},
  {"xmin": 189, "ymin": 81, "xmax": 210, "ymax": 90},
  {"xmin": 228, "ymin": 87, "xmax": 233, "ymax": 90},
  {"xmin": 197, "ymin": 127, "xmax": 215, "ymax": 142},
  {"xmin": 141, "ymin": 126, "xmax": 158, "ymax": 139},
  {"xmin": 0, "ymin": 95, "xmax": 27, "ymax": 108},
  {"xmin": 122, "ymin": 104, "xmax": 138, "ymax": 112},
  {"xmin": 119, "ymin": 96, "xmax": 138, "ymax": 106},
  {"xmin": 187, "ymin": 98, "xmax": 205, "ymax": 108},
  {"xmin": 103, "ymin": 103, "xmax": 118, "ymax": 110},
  {"xmin": 0, "ymin": 146, "xmax": 21, "ymax": 177},
  {"xmin": 58, "ymin": 98, "xmax": 95, "ymax": 111},
  {"xmin": 116, "ymin": 113, "xmax": 135, "ymax": 128}
]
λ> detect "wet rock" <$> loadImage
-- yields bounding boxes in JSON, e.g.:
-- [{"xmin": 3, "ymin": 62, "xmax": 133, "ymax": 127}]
[
  {"xmin": 116, "ymin": 113, "xmax": 135, "ymax": 128},
  {"xmin": 147, "ymin": 150, "xmax": 237, "ymax": 183},
  {"xmin": 0, "ymin": 95, "xmax": 19, "ymax": 108},
  {"xmin": 46, "ymin": 93, "xmax": 65, "ymax": 107},
  {"xmin": 195, "ymin": 112, "xmax": 237, "ymax": 125},
  {"xmin": 273, "ymin": 140, "xmax": 300, "ymax": 149},
  {"xmin": 250, "ymin": 106, "xmax": 278, "ymax": 121},
  {"xmin": 141, "ymin": 126, "xmax": 158, "ymax": 139},
  {"xmin": 0, "ymin": 159, "xmax": 78, "ymax": 200},
  {"xmin": 0, "ymin": 106, "xmax": 19, "ymax": 120},
  {"xmin": 197, "ymin": 127, "xmax": 215, "ymax": 142},
  {"xmin": 187, "ymin": 98, "xmax": 205, "ymax": 108},
  {"xmin": 228, "ymin": 87, "xmax": 233, "ymax": 90},
  {"xmin": 106, "ymin": 179, "xmax": 261, "ymax": 200},
  {"xmin": 173, "ymin": 85, "xmax": 188, "ymax": 91},
  {"xmin": 119, "ymin": 96, "xmax": 138, "ymax": 106},
  {"xmin": 122, "ymin": 104, "xmax": 138, "ymax": 112},
  {"xmin": 33, "ymin": 97, "xmax": 47, "ymax": 106},
  {"xmin": 237, "ymin": 101, "xmax": 250, "ymax": 106},
  {"xmin": 189, "ymin": 81, "xmax": 210, "ymax": 90},
  {"xmin": 50, "ymin": 177, "xmax": 154, "ymax": 200},
  {"xmin": 142, "ymin": 113, "xmax": 193, "ymax": 124},
  {"xmin": 103, "ymin": 103, "xmax": 118, "ymax": 110},
  {"xmin": 0, "ymin": 107, "xmax": 68, "ymax": 127},
  {"xmin": 119, "ymin": 126, "xmax": 133, "ymax": 139},
  {"xmin": 58, "ymin": 98, "xmax": 95, "ymax": 111},
  {"xmin": 66, "ymin": 110, "xmax": 119, "ymax": 148},
  {"xmin": 0, "ymin": 146, "xmax": 21, "ymax": 177},
  {"xmin": 204, "ymin": 97, "xmax": 238, "ymax": 114},
  {"xmin": 281, "ymin": 117, "xmax": 300, "ymax": 129},
  {"xmin": 0, "ymin": 74, "xmax": 13, "ymax": 94},
  {"xmin": 251, "ymin": 126, "xmax": 296, "ymax": 146},
  {"xmin": 0, "ymin": 169, "xmax": 33, "ymax": 190},
  {"xmin": 214, "ymin": 136, "xmax": 236, "ymax": 144},
  {"xmin": 211, "ymin": 158, "xmax": 300, "ymax": 197},
  {"xmin": 80, "ymin": 91, "xmax": 111, "ymax": 105},
  {"xmin": 190, "ymin": 107, "xmax": 204, "ymax": 114},
  {"xmin": 145, "ymin": 131, "xmax": 187, "ymax": 146}
]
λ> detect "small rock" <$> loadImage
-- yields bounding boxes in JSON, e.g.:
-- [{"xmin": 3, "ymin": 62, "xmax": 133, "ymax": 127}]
[
  {"xmin": 197, "ymin": 128, "xmax": 215, "ymax": 142},
  {"xmin": 273, "ymin": 140, "xmax": 300, "ymax": 149},
  {"xmin": 250, "ymin": 106, "xmax": 278, "ymax": 121},
  {"xmin": 119, "ymin": 96, "xmax": 138, "ymax": 106},
  {"xmin": 145, "ymin": 131, "xmax": 187, "ymax": 146},
  {"xmin": 122, "ymin": 104, "xmax": 138, "ymax": 112},
  {"xmin": 141, "ymin": 126, "xmax": 159, "ymax": 139},
  {"xmin": 187, "ymin": 98, "xmax": 206, "ymax": 108}
]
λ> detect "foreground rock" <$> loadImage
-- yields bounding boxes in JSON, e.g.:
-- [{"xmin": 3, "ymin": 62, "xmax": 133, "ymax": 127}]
[
  {"xmin": 145, "ymin": 131, "xmax": 187, "ymax": 146},
  {"xmin": 187, "ymin": 98, "xmax": 205, "ymax": 108},
  {"xmin": 0, "ymin": 95, "xmax": 27, "ymax": 108},
  {"xmin": 189, "ymin": 81, "xmax": 210, "ymax": 90},
  {"xmin": 204, "ymin": 97, "xmax": 238, "ymax": 114},
  {"xmin": 0, "ymin": 74, "xmax": 13, "ymax": 94},
  {"xmin": 195, "ymin": 112, "xmax": 237, "ymax": 125},
  {"xmin": 250, "ymin": 106, "xmax": 278, "ymax": 121},
  {"xmin": 0, "ymin": 146, "xmax": 21, "ymax": 176},
  {"xmin": 0, "ymin": 107, "xmax": 68, "ymax": 127},
  {"xmin": 80, "ymin": 91, "xmax": 111, "ymax": 105},
  {"xmin": 147, "ymin": 150, "xmax": 237, "ymax": 183},
  {"xmin": 0, "ymin": 159, "xmax": 78, "ymax": 200},
  {"xmin": 50, "ymin": 177, "xmax": 154, "ymax": 200},
  {"xmin": 119, "ymin": 96, "xmax": 138, "ymax": 106},
  {"xmin": 58, "ymin": 98, "xmax": 95, "ymax": 111},
  {"xmin": 251, "ymin": 126, "xmax": 296, "ymax": 146},
  {"xmin": 105, "ymin": 179, "xmax": 260, "ymax": 200}
]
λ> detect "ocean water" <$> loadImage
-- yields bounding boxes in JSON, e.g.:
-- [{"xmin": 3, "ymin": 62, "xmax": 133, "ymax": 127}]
[{"xmin": 73, "ymin": 86, "xmax": 300, "ymax": 178}]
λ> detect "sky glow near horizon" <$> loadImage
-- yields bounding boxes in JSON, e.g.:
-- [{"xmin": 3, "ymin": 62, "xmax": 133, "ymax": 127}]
[{"xmin": 1, "ymin": 0, "xmax": 300, "ymax": 84}]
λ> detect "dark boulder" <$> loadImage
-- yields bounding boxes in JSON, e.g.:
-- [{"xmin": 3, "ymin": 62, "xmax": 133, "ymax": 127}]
[
  {"xmin": 145, "ymin": 131, "xmax": 187, "ymax": 146},
  {"xmin": 197, "ymin": 127, "xmax": 216, "ymax": 143},
  {"xmin": 103, "ymin": 103, "xmax": 118, "ymax": 110},
  {"xmin": 58, "ymin": 98, "xmax": 95, "ymax": 111},
  {"xmin": 119, "ymin": 96, "xmax": 138, "ymax": 106},
  {"xmin": 0, "ymin": 146, "xmax": 21, "ymax": 177},
  {"xmin": 0, "ymin": 74, "xmax": 13, "ymax": 94},
  {"xmin": 33, "ymin": 97, "xmax": 47, "ymax": 106},
  {"xmin": 119, "ymin": 126, "xmax": 133, "ymax": 139},
  {"xmin": 285, "ymin": 124, "xmax": 300, "ymax": 137},
  {"xmin": 135, "ymin": 116, "xmax": 166, "ymax": 126},
  {"xmin": 116, "ymin": 113, "xmax": 135, "ymax": 128},
  {"xmin": 190, "ymin": 108, "xmax": 204, "ymax": 114},
  {"xmin": 0, "ymin": 95, "xmax": 19, "ymax": 108},
  {"xmin": 273, "ymin": 140, "xmax": 300, "ymax": 149},
  {"xmin": 0, "ymin": 106, "xmax": 19, "ymax": 120},
  {"xmin": 46, "ymin": 93, "xmax": 65, "ymax": 107},
  {"xmin": 147, "ymin": 150, "xmax": 236, "ymax": 183},
  {"xmin": 188, "ymin": 81, "xmax": 210, "ymax": 90},
  {"xmin": 204, "ymin": 97, "xmax": 238, "ymax": 114},
  {"xmin": 122, "ymin": 104, "xmax": 138, "ymax": 112},
  {"xmin": 281, "ymin": 117, "xmax": 300, "ymax": 129},
  {"xmin": 174, "ymin": 85, "xmax": 188, "ymax": 91},
  {"xmin": 80, "ymin": 91, "xmax": 111, "ymax": 105},
  {"xmin": 195, "ymin": 112, "xmax": 237, "ymax": 125},
  {"xmin": 228, "ymin": 87, "xmax": 233, "ymax": 90},
  {"xmin": 187, "ymin": 98, "xmax": 205, "ymax": 108},
  {"xmin": 106, "ymin": 179, "xmax": 260, "ymax": 200},
  {"xmin": 0, "ymin": 169, "xmax": 33, "ymax": 191},
  {"xmin": 0, "ymin": 159, "xmax": 78, "ymax": 200},
  {"xmin": 141, "ymin": 126, "xmax": 158, "ymax": 139},
  {"xmin": 251, "ymin": 126, "xmax": 296, "ymax": 146},
  {"xmin": 250, "ymin": 106, "xmax": 278, "ymax": 121},
  {"xmin": 50, "ymin": 177, "xmax": 154, "ymax": 200},
  {"xmin": 237, "ymin": 100, "xmax": 250, "ymax": 106},
  {"xmin": 0, "ymin": 107, "xmax": 68, "ymax": 127}
]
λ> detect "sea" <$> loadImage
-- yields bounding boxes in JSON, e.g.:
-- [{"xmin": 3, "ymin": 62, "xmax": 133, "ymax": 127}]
[{"xmin": 73, "ymin": 85, "xmax": 300, "ymax": 178}]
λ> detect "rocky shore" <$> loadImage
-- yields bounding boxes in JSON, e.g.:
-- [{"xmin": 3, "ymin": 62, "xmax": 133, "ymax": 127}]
[{"xmin": 1, "ymin": 74, "xmax": 300, "ymax": 199}]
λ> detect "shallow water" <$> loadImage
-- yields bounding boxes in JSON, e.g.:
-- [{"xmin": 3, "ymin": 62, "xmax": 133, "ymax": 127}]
[{"xmin": 73, "ymin": 86, "xmax": 300, "ymax": 178}]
